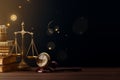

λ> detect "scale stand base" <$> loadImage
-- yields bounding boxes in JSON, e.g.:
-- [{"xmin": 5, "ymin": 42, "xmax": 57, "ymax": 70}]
[{"xmin": 17, "ymin": 60, "xmax": 31, "ymax": 71}]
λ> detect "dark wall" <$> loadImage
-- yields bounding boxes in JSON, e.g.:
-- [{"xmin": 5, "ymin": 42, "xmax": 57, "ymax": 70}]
[{"xmin": 3, "ymin": 0, "xmax": 120, "ymax": 67}]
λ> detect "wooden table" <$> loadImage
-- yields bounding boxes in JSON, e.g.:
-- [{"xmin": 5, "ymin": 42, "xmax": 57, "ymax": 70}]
[{"xmin": 0, "ymin": 67, "xmax": 120, "ymax": 80}]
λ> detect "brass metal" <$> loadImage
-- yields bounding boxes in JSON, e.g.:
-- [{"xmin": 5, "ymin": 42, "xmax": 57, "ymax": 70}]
[
  {"xmin": 36, "ymin": 52, "xmax": 50, "ymax": 68},
  {"xmin": 0, "ymin": 25, "xmax": 7, "ymax": 41},
  {"xmin": 17, "ymin": 56, "xmax": 30, "ymax": 70},
  {"xmin": 27, "ymin": 56, "xmax": 38, "ymax": 59},
  {"xmin": 14, "ymin": 22, "xmax": 33, "ymax": 70}
]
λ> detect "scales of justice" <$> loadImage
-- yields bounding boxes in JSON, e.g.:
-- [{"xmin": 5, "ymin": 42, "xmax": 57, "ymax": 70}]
[
  {"xmin": 0, "ymin": 22, "xmax": 56, "ymax": 72},
  {"xmin": 10, "ymin": 22, "xmax": 39, "ymax": 70}
]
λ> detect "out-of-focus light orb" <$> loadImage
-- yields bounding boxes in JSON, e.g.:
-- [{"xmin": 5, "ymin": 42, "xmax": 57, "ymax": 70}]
[
  {"xmin": 47, "ymin": 20, "xmax": 60, "ymax": 35},
  {"xmin": 27, "ymin": 0, "xmax": 30, "ymax": 2},
  {"xmin": 47, "ymin": 42, "xmax": 56, "ymax": 50},
  {"xmin": 57, "ymin": 31, "xmax": 60, "ymax": 34},
  {"xmin": 54, "ymin": 26, "xmax": 59, "ymax": 32},
  {"xmin": 55, "ymin": 28, "xmax": 58, "ymax": 32},
  {"xmin": 6, "ymin": 23, "xmax": 10, "ymax": 27},
  {"xmin": 18, "ymin": 5, "xmax": 22, "ymax": 9},
  {"xmin": 10, "ymin": 14, "xmax": 17, "ymax": 21},
  {"xmin": 48, "ymin": 47, "xmax": 52, "ymax": 50},
  {"xmin": 47, "ymin": 28, "xmax": 54, "ymax": 35},
  {"xmin": 48, "ymin": 28, "xmax": 54, "ymax": 34}
]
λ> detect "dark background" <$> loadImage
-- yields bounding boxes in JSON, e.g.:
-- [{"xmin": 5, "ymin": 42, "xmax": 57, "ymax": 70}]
[{"xmin": 1, "ymin": 0, "xmax": 120, "ymax": 67}]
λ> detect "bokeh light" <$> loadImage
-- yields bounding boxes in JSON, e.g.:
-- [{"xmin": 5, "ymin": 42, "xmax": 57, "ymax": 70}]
[
  {"xmin": 27, "ymin": 0, "xmax": 30, "ymax": 2},
  {"xmin": 47, "ymin": 20, "xmax": 61, "ymax": 35},
  {"xmin": 57, "ymin": 31, "xmax": 60, "ymax": 34},
  {"xmin": 54, "ymin": 26, "xmax": 59, "ymax": 32},
  {"xmin": 47, "ymin": 42, "xmax": 56, "ymax": 50},
  {"xmin": 48, "ymin": 47, "xmax": 52, "ymax": 50},
  {"xmin": 47, "ymin": 28, "xmax": 54, "ymax": 35},
  {"xmin": 18, "ymin": 5, "xmax": 22, "ymax": 9},
  {"xmin": 10, "ymin": 14, "xmax": 17, "ymax": 21},
  {"xmin": 47, "ymin": 26, "xmax": 60, "ymax": 35},
  {"xmin": 6, "ymin": 23, "xmax": 10, "ymax": 27}
]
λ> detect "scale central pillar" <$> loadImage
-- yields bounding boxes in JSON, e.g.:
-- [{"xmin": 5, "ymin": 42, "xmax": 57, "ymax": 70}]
[
  {"xmin": 17, "ymin": 52, "xmax": 30, "ymax": 70},
  {"xmin": 15, "ymin": 22, "xmax": 32, "ymax": 70}
]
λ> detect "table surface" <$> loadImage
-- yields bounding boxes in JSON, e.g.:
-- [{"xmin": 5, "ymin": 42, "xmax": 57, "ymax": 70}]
[{"xmin": 0, "ymin": 67, "xmax": 120, "ymax": 80}]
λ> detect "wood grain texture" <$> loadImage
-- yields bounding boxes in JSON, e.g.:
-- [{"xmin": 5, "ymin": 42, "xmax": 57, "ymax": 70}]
[{"xmin": 0, "ymin": 67, "xmax": 120, "ymax": 80}]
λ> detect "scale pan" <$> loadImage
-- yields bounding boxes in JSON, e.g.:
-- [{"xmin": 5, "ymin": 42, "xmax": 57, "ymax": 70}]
[
  {"xmin": 11, "ymin": 53, "xmax": 21, "ymax": 56},
  {"xmin": 27, "ymin": 56, "xmax": 38, "ymax": 59}
]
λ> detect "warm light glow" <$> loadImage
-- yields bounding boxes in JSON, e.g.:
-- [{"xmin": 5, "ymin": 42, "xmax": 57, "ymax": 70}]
[
  {"xmin": 18, "ymin": 5, "xmax": 22, "ymax": 9},
  {"xmin": 10, "ymin": 14, "xmax": 17, "ymax": 21},
  {"xmin": 54, "ymin": 26, "xmax": 59, "ymax": 32},
  {"xmin": 27, "ymin": 0, "xmax": 30, "ymax": 2},
  {"xmin": 55, "ymin": 28, "xmax": 58, "ymax": 31},
  {"xmin": 48, "ymin": 47, "xmax": 52, "ymax": 50},
  {"xmin": 47, "ymin": 42, "xmax": 55, "ymax": 50},
  {"xmin": 6, "ymin": 23, "xmax": 10, "ymax": 27}
]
